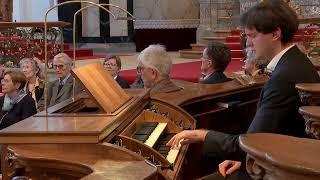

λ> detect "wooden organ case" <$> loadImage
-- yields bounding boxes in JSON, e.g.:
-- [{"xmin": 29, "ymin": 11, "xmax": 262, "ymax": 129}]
[{"xmin": 0, "ymin": 62, "xmax": 196, "ymax": 180}]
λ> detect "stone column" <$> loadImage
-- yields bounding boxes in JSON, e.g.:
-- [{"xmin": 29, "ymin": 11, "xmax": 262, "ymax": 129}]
[
  {"xmin": 239, "ymin": 0, "xmax": 320, "ymax": 21},
  {"xmin": 0, "ymin": 0, "xmax": 13, "ymax": 21},
  {"xmin": 133, "ymin": 0, "xmax": 199, "ymax": 30},
  {"xmin": 239, "ymin": 0, "xmax": 259, "ymax": 14},
  {"xmin": 197, "ymin": 0, "xmax": 240, "ymax": 43}
]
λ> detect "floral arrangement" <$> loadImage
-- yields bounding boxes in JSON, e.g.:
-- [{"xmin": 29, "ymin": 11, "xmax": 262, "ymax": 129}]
[
  {"xmin": 0, "ymin": 27, "xmax": 61, "ymax": 68},
  {"xmin": 301, "ymin": 23, "xmax": 320, "ymax": 58}
]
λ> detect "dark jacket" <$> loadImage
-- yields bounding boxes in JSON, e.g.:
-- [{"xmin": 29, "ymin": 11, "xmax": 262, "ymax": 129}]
[
  {"xmin": 0, "ymin": 95, "xmax": 37, "ymax": 130},
  {"xmin": 116, "ymin": 75, "xmax": 130, "ymax": 89},
  {"xmin": 203, "ymin": 46, "xmax": 320, "ymax": 161},
  {"xmin": 199, "ymin": 71, "xmax": 230, "ymax": 84},
  {"xmin": 24, "ymin": 78, "xmax": 44, "ymax": 103},
  {"xmin": 130, "ymin": 75, "xmax": 144, "ymax": 88},
  {"xmin": 38, "ymin": 75, "xmax": 83, "ymax": 111}
]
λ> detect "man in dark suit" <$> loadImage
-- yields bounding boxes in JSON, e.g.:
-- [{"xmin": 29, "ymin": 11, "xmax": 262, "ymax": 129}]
[
  {"xmin": 103, "ymin": 55, "xmax": 130, "ymax": 89},
  {"xmin": 167, "ymin": 0, "xmax": 320, "ymax": 179},
  {"xmin": 199, "ymin": 42, "xmax": 231, "ymax": 84},
  {"xmin": 38, "ymin": 53, "xmax": 80, "ymax": 110}
]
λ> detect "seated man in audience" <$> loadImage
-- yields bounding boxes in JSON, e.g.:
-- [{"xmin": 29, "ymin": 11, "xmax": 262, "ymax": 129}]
[
  {"xmin": 137, "ymin": 44, "xmax": 181, "ymax": 95},
  {"xmin": 167, "ymin": 1, "xmax": 320, "ymax": 179},
  {"xmin": 199, "ymin": 42, "xmax": 231, "ymax": 84},
  {"xmin": 0, "ymin": 70, "xmax": 36, "ymax": 130},
  {"xmin": 103, "ymin": 55, "xmax": 130, "ymax": 89},
  {"xmin": 39, "ymin": 53, "xmax": 79, "ymax": 110}
]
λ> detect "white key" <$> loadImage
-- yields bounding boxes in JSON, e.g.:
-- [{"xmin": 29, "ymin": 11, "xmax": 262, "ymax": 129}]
[{"xmin": 144, "ymin": 123, "xmax": 167, "ymax": 147}]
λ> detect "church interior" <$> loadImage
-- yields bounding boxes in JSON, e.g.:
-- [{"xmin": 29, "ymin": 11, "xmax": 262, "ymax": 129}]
[{"xmin": 0, "ymin": 0, "xmax": 319, "ymax": 179}]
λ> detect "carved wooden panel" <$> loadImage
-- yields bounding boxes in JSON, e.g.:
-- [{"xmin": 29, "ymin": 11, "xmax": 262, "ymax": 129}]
[{"xmin": 241, "ymin": 133, "xmax": 320, "ymax": 180}]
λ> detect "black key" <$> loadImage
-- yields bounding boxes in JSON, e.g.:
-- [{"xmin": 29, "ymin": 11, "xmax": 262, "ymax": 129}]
[
  {"xmin": 158, "ymin": 146, "xmax": 170, "ymax": 152},
  {"xmin": 158, "ymin": 150, "xmax": 169, "ymax": 156},
  {"xmin": 135, "ymin": 126, "xmax": 156, "ymax": 135},
  {"xmin": 143, "ymin": 122, "xmax": 158, "ymax": 127},
  {"xmin": 133, "ymin": 134, "xmax": 148, "ymax": 142}
]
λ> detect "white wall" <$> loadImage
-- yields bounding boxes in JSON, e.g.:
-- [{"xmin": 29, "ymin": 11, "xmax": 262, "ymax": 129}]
[{"xmin": 13, "ymin": 0, "xmax": 58, "ymax": 22}]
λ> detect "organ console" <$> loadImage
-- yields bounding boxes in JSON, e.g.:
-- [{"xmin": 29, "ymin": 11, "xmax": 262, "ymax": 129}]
[{"xmin": 0, "ymin": 62, "xmax": 268, "ymax": 179}]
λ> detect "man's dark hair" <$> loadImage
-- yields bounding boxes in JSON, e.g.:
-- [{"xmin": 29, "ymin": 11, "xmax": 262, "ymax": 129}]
[
  {"xmin": 240, "ymin": 0, "xmax": 298, "ymax": 44},
  {"xmin": 206, "ymin": 42, "xmax": 231, "ymax": 72}
]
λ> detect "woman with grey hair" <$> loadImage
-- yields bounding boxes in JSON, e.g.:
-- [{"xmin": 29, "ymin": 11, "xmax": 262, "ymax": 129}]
[
  {"xmin": 137, "ymin": 44, "xmax": 181, "ymax": 94},
  {"xmin": 243, "ymin": 47, "xmax": 269, "ymax": 76},
  {"xmin": 19, "ymin": 57, "xmax": 44, "ymax": 111}
]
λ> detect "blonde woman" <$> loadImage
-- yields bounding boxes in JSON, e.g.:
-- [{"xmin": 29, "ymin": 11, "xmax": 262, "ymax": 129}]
[{"xmin": 19, "ymin": 57, "xmax": 44, "ymax": 110}]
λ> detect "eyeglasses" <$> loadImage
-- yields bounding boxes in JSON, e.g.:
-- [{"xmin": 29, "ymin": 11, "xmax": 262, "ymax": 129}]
[
  {"xmin": 53, "ymin": 64, "xmax": 66, "ymax": 70},
  {"xmin": 136, "ymin": 66, "xmax": 143, "ymax": 73},
  {"xmin": 104, "ymin": 63, "xmax": 117, "ymax": 67},
  {"xmin": 1, "ymin": 78, "xmax": 11, "ymax": 84}
]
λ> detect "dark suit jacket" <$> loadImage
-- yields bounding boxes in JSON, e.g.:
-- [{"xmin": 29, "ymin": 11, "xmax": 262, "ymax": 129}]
[
  {"xmin": 47, "ymin": 75, "xmax": 75, "ymax": 107},
  {"xmin": 199, "ymin": 71, "xmax": 230, "ymax": 84},
  {"xmin": 25, "ymin": 79, "xmax": 44, "ymax": 103},
  {"xmin": 0, "ymin": 95, "xmax": 36, "ymax": 130},
  {"xmin": 38, "ymin": 75, "xmax": 83, "ymax": 110},
  {"xmin": 203, "ymin": 46, "xmax": 320, "ymax": 161},
  {"xmin": 116, "ymin": 75, "xmax": 130, "ymax": 89}
]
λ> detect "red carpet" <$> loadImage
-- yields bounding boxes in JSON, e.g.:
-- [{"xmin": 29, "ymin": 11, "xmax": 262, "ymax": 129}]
[{"xmin": 120, "ymin": 60, "xmax": 244, "ymax": 84}]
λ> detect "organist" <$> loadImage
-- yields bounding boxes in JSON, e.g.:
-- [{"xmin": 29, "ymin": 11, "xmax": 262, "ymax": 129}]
[{"xmin": 167, "ymin": 1, "xmax": 320, "ymax": 179}]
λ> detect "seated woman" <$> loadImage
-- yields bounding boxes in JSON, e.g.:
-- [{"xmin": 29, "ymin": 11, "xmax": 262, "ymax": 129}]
[
  {"xmin": 0, "ymin": 70, "xmax": 36, "ymax": 130},
  {"xmin": 243, "ymin": 47, "xmax": 269, "ymax": 76},
  {"xmin": 103, "ymin": 55, "xmax": 130, "ymax": 89},
  {"xmin": 199, "ymin": 42, "xmax": 231, "ymax": 84},
  {"xmin": 20, "ymin": 57, "xmax": 44, "ymax": 111}
]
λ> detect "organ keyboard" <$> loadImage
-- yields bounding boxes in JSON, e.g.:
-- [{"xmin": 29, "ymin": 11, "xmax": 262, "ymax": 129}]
[{"xmin": 113, "ymin": 103, "xmax": 196, "ymax": 179}]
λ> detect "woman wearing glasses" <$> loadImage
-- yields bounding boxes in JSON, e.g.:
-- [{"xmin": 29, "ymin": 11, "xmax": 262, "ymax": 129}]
[
  {"xmin": 103, "ymin": 55, "xmax": 130, "ymax": 89},
  {"xmin": 0, "ymin": 70, "xmax": 36, "ymax": 130}
]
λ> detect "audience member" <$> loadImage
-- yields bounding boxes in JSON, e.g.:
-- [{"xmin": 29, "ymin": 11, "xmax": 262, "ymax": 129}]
[
  {"xmin": 0, "ymin": 70, "xmax": 36, "ymax": 130},
  {"xmin": 39, "ymin": 53, "xmax": 76, "ymax": 109},
  {"xmin": 167, "ymin": 0, "xmax": 320, "ymax": 179},
  {"xmin": 103, "ymin": 55, "xmax": 130, "ymax": 89},
  {"xmin": 199, "ymin": 42, "xmax": 231, "ymax": 84},
  {"xmin": 130, "ymin": 62, "xmax": 144, "ymax": 88},
  {"xmin": 243, "ymin": 47, "xmax": 269, "ymax": 76},
  {"xmin": 20, "ymin": 57, "xmax": 44, "ymax": 111},
  {"xmin": 137, "ymin": 44, "xmax": 181, "ymax": 95}
]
